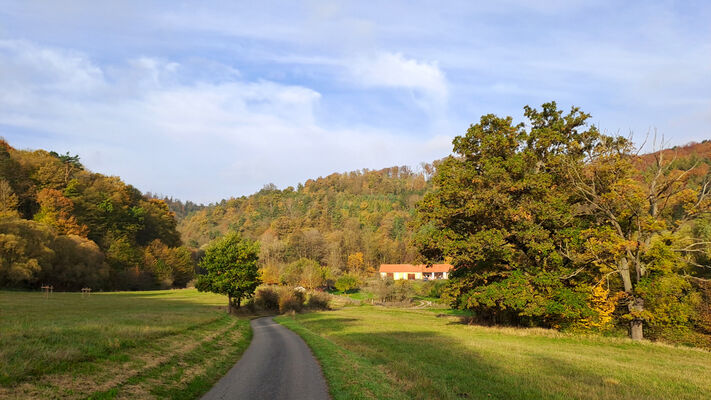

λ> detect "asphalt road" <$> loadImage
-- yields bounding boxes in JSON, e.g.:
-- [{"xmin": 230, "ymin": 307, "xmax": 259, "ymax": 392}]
[{"xmin": 202, "ymin": 316, "xmax": 330, "ymax": 400}]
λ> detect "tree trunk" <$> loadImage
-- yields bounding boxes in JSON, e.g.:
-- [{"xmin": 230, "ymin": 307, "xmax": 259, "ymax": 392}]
[
  {"xmin": 629, "ymin": 296, "xmax": 644, "ymax": 340},
  {"xmin": 227, "ymin": 294, "xmax": 234, "ymax": 314},
  {"xmin": 619, "ymin": 258, "xmax": 645, "ymax": 340},
  {"xmin": 630, "ymin": 319, "xmax": 643, "ymax": 340}
]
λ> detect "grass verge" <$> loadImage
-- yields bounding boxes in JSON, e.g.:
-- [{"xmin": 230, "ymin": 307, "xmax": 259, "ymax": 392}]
[{"xmin": 276, "ymin": 306, "xmax": 711, "ymax": 400}]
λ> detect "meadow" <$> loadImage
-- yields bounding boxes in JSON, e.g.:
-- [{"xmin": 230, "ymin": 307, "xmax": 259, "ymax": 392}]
[
  {"xmin": 276, "ymin": 306, "xmax": 711, "ymax": 400},
  {"xmin": 0, "ymin": 289, "xmax": 250, "ymax": 399}
]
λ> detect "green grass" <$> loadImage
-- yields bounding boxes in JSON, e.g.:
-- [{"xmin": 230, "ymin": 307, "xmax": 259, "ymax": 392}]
[
  {"xmin": 0, "ymin": 289, "xmax": 251, "ymax": 399},
  {"xmin": 328, "ymin": 289, "xmax": 374, "ymax": 301},
  {"xmin": 276, "ymin": 306, "xmax": 711, "ymax": 400}
]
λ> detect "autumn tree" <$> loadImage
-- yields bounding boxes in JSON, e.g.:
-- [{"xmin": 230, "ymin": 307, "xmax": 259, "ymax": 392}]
[
  {"xmin": 566, "ymin": 138, "xmax": 711, "ymax": 340},
  {"xmin": 34, "ymin": 188, "xmax": 88, "ymax": 236},
  {"xmin": 49, "ymin": 151, "xmax": 83, "ymax": 185},
  {"xmin": 0, "ymin": 216, "xmax": 55, "ymax": 287},
  {"xmin": 347, "ymin": 252, "xmax": 365, "ymax": 274},
  {"xmin": 0, "ymin": 178, "xmax": 19, "ymax": 216},
  {"xmin": 143, "ymin": 239, "xmax": 195, "ymax": 288},
  {"xmin": 196, "ymin": 233, "xmax": 260, "ymax": 313}
]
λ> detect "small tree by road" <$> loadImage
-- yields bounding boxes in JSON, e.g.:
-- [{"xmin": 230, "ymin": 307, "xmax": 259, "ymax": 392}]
[{"xmin": 196, "ymin": 232, "xmax": 260, "ymax": 313}]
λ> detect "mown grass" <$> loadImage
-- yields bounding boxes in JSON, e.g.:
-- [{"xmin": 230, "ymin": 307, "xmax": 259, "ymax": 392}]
[
  {"xmin": 0, "ymin": 289, "xmax": 251, "ymax": 399},
  {"xmin": 276, "ymin": 306, "xmax": 711, "ymax": 400}
]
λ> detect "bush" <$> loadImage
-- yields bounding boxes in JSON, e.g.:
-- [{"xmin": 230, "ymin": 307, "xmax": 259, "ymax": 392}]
[
  {"xmin": 427, "ymin": 280, "xmax": 449, "ymax": 298},
  {"xmin": 393, "ymin": 280, "xmax": 416, "ymax": 302},
  {"xmin": 306, "ymin": 291, "xmax": 331, "ymax": 310},
  {"xmin": 278, "ymin": 287, "xmax": 305, "ymax": 313},
  {"xmin": 255, "ymin": 286, "xmax": 280, "ymax": 311},
  {"xmin": 368, "ymin": 277, "xmax": 395, "ymax": 302},
  {"xmin": 335, "ymin": 274, "xmax": 360, "ymax": 293}
]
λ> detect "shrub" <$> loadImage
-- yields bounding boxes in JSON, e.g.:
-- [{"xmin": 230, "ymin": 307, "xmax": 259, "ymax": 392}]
[
  {"xmin": 335, "ymin": 274, "xmax": 360, "ymax": 293},
  {"xmin": 255, "ymin": 286, "xmax": 280, "ymax": 311},
  {"xmin": 368, "ymin": 277, "xmax": 395, "ymax": 302},
  {"xmin": 427, "ymin": 280, "xmax": 449, "ymax": 298},
  {"xmin": 393, "ymin": 280, "xmax": 416, "ymax": 302},
  {"xmin": 306, "ymin": 291, "xmax": 330, "ymax": 310},
  {"xmin": 243, "ymin": 297, "xmax": 257, "ymax": 313},
  {"xmin": 278, "ymin": 287, "xmax": 305, "ymax": 313}
]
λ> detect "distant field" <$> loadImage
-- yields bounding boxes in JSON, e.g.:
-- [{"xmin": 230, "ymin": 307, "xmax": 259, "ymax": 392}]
[
  {"xmin": 0, "ymin": 289, "xmax": 250, "ymax": 399},
  {"xmin": 276, "ymin": 306, "xmax": 711, "ymax": 400}
]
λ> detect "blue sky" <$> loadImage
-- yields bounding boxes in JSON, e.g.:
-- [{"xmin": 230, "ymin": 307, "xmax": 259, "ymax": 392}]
[{"xmin": 1, "ymin": 1, "xmax": 710, "ymax": 203}]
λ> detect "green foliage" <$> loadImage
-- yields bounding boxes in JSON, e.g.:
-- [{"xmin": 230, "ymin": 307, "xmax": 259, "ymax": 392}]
[
  {"xmin": 416, "ymin": 103, "xmax": 711, "ymax": 341},
  {"xmin": 334, "ymin": 274, "xmax": 360, "ymax": 293},
  {"xmin": 637, "ymin": 275, "xmax": 701, "ymax": 340},
  {"xmin": 426, "ymin": 279, "xmax": 449, "ymax": 298},
  {"xmin": 196, "ymin": 232, "xmax": 261, "ymax": 310},
  {"xmin": 415, "ymin": 103, "xmax": 602, "ymax": 327}
]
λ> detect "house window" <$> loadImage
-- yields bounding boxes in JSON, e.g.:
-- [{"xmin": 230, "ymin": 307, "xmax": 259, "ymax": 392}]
[
  {"xmin": 387, "ymin": 273, "xmax": 394, "ymax": 279},
  {"xmin": 434, "ymin": 272, "xmax": 444, "ymax": 279},
  {"xmin": 408, "ymin": 273, "xmax": 416, "ymax": 280}
]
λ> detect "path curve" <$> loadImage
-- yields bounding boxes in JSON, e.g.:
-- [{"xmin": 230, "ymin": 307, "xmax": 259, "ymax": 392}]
[{"xmin": 202, "ymin": 316, "xmax": 330, "ymax": 400}]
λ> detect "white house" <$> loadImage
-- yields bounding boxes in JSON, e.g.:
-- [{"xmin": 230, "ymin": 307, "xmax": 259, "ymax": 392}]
[{"xmin": 379, "ymin": 264, "xmax": 452, "ymax": 280}]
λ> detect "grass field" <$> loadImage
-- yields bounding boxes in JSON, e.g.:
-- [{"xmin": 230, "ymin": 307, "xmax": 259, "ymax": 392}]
[
  {"xmin": 0, "ymin": 289, "xmax": 251, "ymax": 399},
  {"xmin": 276, "ymin": 306, "xmax": 711, "ymax": 400}
]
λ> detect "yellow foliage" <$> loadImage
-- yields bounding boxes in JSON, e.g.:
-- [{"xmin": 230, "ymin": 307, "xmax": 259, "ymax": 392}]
[{"xmin": 578, "ymin": 285, "xmax": 619, "ymax": 330}]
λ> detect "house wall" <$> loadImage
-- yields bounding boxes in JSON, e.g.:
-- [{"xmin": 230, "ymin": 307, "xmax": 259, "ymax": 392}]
[
  {"xmin": 379, "ymin": 266, "xmax": 451, "ymax": 280},
  {"xmin": 380, "ymin": 272, "xmax": 424, "ymax": 280}
]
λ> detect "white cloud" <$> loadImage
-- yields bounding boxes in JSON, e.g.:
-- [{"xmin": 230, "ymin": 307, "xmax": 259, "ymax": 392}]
[
  {"xmin": 0, "ymin": 40, "xmax": 104, "ymax": 95},
  {"xmin": 349, "ymin": 52, "xmax": 448, "ymax": 104},
  {"xmin": 0, "ymin": 41, "xmax": 452, "ymax": 203}
]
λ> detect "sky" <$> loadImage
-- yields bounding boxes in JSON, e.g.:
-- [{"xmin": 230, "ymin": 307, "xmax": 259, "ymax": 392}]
[{"xmin": 1, "ymin": 1, "xmax": 710, "ymax": 203}]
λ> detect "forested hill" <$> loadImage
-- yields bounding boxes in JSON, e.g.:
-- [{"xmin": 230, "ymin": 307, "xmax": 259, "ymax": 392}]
[
  {"xmin": 0, "ymin": 139, "xmax": 194, "ymax": 291},
  {"xmin": 177, "ymin": 165, "xmax": 436, "ymax": 280},
  {"xmin": 144, "ymin": 192, "xmax": 207, "ymax": 221}
]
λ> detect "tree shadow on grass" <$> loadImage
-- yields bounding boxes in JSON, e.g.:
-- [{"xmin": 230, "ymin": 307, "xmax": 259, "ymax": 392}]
[
  {"xmin": 325, "ymin": 328, "xmax": 683, "ymax": 400},
  {"xmin": 284, "ymin": 315, "xmax": 361, "ymax": 334}
]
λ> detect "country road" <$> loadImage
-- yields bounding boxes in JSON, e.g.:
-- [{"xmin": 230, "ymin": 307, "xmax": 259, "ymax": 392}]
[{"xmin": 201, "ymin": 317, "xmax": 330, "ymax": 400}]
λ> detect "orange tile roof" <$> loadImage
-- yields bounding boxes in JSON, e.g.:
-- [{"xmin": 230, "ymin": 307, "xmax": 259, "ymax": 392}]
[
  {"xmin": 379, "ymin": 264, "xmax": 452, "ymax": 273},
  {"xmin": 423, "ymin": 264, "xmax": 453, "ymax": 273}
]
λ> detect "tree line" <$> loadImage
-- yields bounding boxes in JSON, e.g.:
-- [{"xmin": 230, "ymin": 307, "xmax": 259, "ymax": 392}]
[
  {"xmin": 3, "ymin": 101, "xmax": 710, "ymax": 346},
  {"xmin": 177, "ymin": 165, "xmax": 434, "ymax": 288},
  {"xmin": 0, "ymin": 140, "xmax": 194, "ymax": 291}
]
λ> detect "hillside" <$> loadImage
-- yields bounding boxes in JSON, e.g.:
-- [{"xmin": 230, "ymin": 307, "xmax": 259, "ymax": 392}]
[
  {"xmin": 0, "ymin": 139, "xmax": 194, "ymax": 291},
  {"xmin": 177, "ymin": 165, "xmax": 436, "ymax": 281}
]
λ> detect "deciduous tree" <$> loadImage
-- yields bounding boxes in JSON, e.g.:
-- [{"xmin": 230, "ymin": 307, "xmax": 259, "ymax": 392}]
[{"xmin": 196, "ymin": 233, "xmax": 260, "ymax": 313}]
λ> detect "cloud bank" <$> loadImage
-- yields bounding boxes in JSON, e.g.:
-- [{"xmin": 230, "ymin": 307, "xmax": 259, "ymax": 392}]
[
  {"xmin": 1, "ymin": 1, "xmax": 710, "ymax": 202},
  {"xmin": 0, "ymin": 40, "xmax": 451, "ymax": 203}
]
